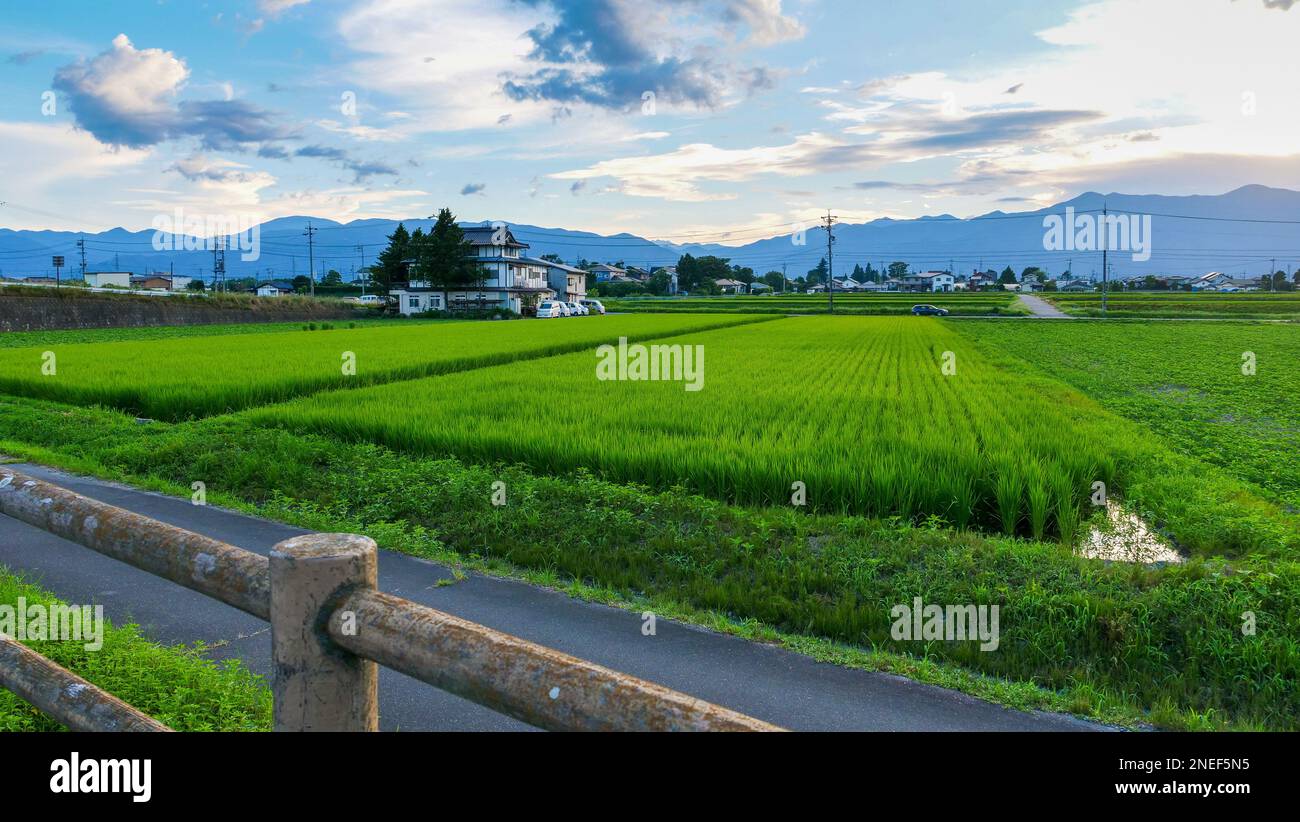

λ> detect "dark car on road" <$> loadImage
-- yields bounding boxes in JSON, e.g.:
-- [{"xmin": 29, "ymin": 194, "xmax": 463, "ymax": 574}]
[{"xmin": 911, "ymin": 304, "xmax": 949, "ymax": 316}]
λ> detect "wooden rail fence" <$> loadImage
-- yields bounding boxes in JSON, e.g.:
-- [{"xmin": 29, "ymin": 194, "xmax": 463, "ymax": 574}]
[{"xmin": 0, "ymin": 467, "xmax": 780, "ymax": 732}]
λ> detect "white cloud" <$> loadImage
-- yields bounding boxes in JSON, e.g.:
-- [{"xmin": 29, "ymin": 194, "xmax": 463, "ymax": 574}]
[
  {"xmin": 550, "ymin": 133, "xmax": 879, "ymax": 201},
  {"xmin": 336, "ymin": 0, "xmax": 552, "ymax": 131},
  {"xmin": 259, "ymin": 0, "xmax": 311, "ymax": 17}
]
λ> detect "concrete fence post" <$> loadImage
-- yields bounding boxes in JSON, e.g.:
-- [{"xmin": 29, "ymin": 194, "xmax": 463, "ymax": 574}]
[{"xmin": 269, "ymin": 533, "xmax": 379, "ymax": 731}]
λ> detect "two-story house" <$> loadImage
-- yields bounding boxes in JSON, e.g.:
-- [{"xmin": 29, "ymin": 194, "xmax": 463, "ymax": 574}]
[
  {"xmin": 903, "ymin": 271, "xmax": 956, "ymax": 292},
  {"xmin": 543, "ymin": 259, "xmax": 588, "ymax": 303},
  {"xmin": 391, "ymin": 224, "xmax": 557, "ymax": 315}
]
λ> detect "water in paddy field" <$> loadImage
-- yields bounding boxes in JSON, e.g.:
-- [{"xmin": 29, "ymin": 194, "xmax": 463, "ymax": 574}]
[{"xmin": 1077, "ymin": 501, "xmax": 1185, "ymax": 565}]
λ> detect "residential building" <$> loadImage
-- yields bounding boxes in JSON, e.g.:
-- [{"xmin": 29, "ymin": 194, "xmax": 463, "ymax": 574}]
[
  {"xmin": 714, "ymin": 278, "xmax": 748, "ymax": 294},
  {"xmin": 256, "ymin": 280, "xmax": 296, "ymax": 297},
  {"xmin": 544, "ymin": 259, "xmax": 588, "ymax": 302},
  {"xmin": 589, "ymin": 263, "xmax": 627, "ymax": 283},
  {"xmin": 394, "ymin": 224, "xmax": 556, "ymax": 316},
  {"xmin": 903, "ymin": 271, "xmax": 956, "ymax": 292},
  {"xmin": 1189, "ymin": 271, "xmax": 1257, "ymax": 292},
  {"xmin": 1057, "ymin": 280, "xmax": 1094, "ymax": 292},
  {"xmin": 131, "ymin": 275, "xmax": 173, "ymax": 290}
]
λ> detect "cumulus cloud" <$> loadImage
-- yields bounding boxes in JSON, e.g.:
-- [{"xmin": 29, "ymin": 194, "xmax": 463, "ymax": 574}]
[
  {"xmin": 461, "ymin": 182, "xmax": 487, "ymax": 195},
  {"xmin": 52, "ymin": 34, "xmax": 291, "ymax": 150},
  {"xmin": 502, "ymin": 0, "xmax": 802, "ymax": 109}
]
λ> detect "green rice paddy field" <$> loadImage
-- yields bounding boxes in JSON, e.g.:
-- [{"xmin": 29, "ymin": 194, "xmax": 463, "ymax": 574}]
[
  {"xmin": 2, "ymin": 312, "xmax": 1297, "ymax": 729},
  {"xmin": 602, "ymin": 292, "xmax": 1025, "ymax": 315},
  {"xmin": 961, "ymin": 319, "xmax": 1300, "ymax": 509},
  {"xmin": 0, "ymin": 313, "xmax": 767, "ymax": 420},
  {"xmin": 1044, "ymin": 291, "xmax": 1300, "ymax": 319}
]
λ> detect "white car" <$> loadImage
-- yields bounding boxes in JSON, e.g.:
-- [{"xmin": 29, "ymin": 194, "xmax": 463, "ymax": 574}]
[
  {"xmin": 579, "ymin": 299, "xmax": 606, "ymax": 315},
  {"xmin": 566, "ymin": 301, "xmax": 588, "ymax": 316},
  {"xmin": 346, "ymin": 294, "xmax": 386, "ymax": 306},
  {"xmin": 536, "ymin": 300, "xmax": 566, "ymax": 318}
]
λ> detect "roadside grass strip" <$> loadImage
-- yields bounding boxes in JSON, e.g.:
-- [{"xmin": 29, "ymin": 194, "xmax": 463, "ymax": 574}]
[{"xmin": 0, "ymin": 569, "xmax": 270, "ymax": 732}]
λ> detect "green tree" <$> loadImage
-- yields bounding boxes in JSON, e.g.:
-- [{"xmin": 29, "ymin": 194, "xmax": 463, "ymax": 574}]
[
  {"xmin": 291, "ymin": 275, "xmax": 312, "ymax": 292},
  {"xmin": 806, "ymin": 257, "xmax": 829, "ymax": 285},
  {"xmin": 888, "ymin": 261, "xmax": 909, "ymax": 279},
  {"xmin": 322, "ymin": 269, "xmax": 343, "ymax": 286},
  {"xmin": 413, "ymin": 209, "xmax": 476, "ymax": 287},
  {"xmin": 999, "ymin": 266, "xmax": 1017, "ymax": 284},
  {"xmin": 762, "ymin": 270, "xmax": 785, "ymax": 291},
  {"xmin": 646, "ymin": 270, "xmax": 671, "ymax": 295},
  {"xmin": 676, "ymin": 253, "xmax": 732, "ymax": 293},
  {"xmin": 185, "ymin": 278, "xmax": 206, "ymax": 292},
  {"xmin": 1021, "ymin": 266, "xmax": 1047, "ymax": 283},
  {"xmin": 373, "ymin": 223, "xmax": 412, "ymax": 294}
]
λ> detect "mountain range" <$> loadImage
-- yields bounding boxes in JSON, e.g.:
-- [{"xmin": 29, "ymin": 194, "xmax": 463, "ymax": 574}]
[{"xmin": 2, "ymin": 185, "xmax": 1297, "ymax": 283}]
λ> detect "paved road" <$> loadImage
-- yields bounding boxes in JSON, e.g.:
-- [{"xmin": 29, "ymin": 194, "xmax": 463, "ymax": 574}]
[
  {"xmin": 0, "ymin": 462, "xmax": 1103, "ymax": 732},
  {"xmin": 1017, "ymin": 294, "xmax": 1075, "ymax": 318}
]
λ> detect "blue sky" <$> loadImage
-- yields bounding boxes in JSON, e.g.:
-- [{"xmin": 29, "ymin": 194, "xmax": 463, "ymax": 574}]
[{"xmin": 2, "ymin": 0, "xmax": 1298, "ymax": 243}]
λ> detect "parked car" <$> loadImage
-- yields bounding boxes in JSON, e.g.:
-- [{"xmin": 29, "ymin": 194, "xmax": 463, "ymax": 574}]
[
  {"xmin": 536, "ymin": 300, "xmax": 566, "ymax": 318},
  {"xmin": 345, "ymin": 294, "xmax": 386, "ymax": 306},
  {"xmin": 579, "ymin": 299, "xmax": 606, "ymax": 315},
  {"xmin": 566, "ymin": 301, "xmax": 588, "ymax": 316},
  {"xmin": 911, "ymin": 304, "xmax": 949, "ymax": 316}
]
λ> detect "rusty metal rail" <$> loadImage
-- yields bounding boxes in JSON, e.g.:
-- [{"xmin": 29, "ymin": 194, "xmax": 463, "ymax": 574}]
[{"xmin": 0, "ymin": 467, "xmax": 782, "ymax": 732}]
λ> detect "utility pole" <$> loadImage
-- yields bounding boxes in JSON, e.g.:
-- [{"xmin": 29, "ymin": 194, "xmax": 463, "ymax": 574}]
[
  {"xmin": 304, "ymin": 222, "xmax": 317, "ymax": 297},
  {"xmin": 356, "ymin": 243, "xmax": 367, "ymax": 295},
  {"xmin": 76, "ymin": 236, "xmax": 87, "ymax": 280},
  {"xmin": 1101, "ymin": 204, "xmax": 1109, "ymax": 316},
  {"xmin": 1270, "ymin": 258, "xmax": 1276, "ymax": 292},
  {"xmin": 212, "ymin": 236, "xmax": 226, "ymax": 292},
  {"xmin": 822, "ymin": 210, "xmax": 837, "ymax": 313},
  {"xmin": 781, "ymin": 262, "xmax": 787, "ymax": 293}
]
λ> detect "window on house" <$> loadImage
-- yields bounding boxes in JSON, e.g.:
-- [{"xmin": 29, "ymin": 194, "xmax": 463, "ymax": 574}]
[{"xmin": 408, "ymin": 296, "xmax": 420, "ymax": 308}]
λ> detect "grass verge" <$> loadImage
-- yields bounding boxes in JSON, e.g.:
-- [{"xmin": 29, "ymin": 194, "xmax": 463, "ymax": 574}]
[{"xmin": 0, "ymin": 569, "xmax": 270, "ymax": 731}]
